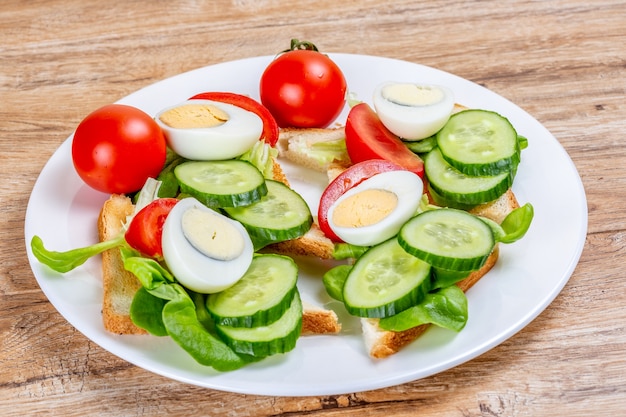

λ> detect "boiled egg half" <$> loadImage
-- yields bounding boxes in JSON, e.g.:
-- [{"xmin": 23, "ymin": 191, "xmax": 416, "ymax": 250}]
[
  {"xmin": 162, "ymin": 197, "xmax": 254, "ymax": 293},
  {"xmin": 155, "ymin": 99, "xmax": 263, "ymax": 160},
  {"xmin": 327, "ymin": 170, "xmax": 424, "ymax": 246},
  {"xmin": 373, "ymin": 82, "xmax": 455, "ymax": 141}
]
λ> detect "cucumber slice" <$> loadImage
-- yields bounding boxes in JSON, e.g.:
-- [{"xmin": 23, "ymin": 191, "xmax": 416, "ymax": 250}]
[
  {"xmin": 398, "ymin": 208, "xmax": 495, "ymax": 271},
  {"xmin": 175, "ymin": 160, "xmax": 267, "ymax": 208},
  {"xmin": 216, "ymin": 291, "xmax": 303, "ymax": 357},
  {"xmin": 223, "ymin": 180, "xmax": 312, "ymax": 246},
  {"xmin": 425, "ymin": 148, "xmax": 512, "ymax": 205},
  {"xmin": 342, "ymin": 238, "xmax": 432, "ymax": 318},
  {"xmin": 206, "ymin": 254, "xmax": 298, "ymax": 328},
  {"xmin": 437, "ymin": 109, "xmax": 520, "ymax": 176},
  {"xmin": 426, "ymin": 182, "xmax": 476, "ymax": 211},
  {"xmin": 404, "ymin": 136, "xmax": 437, "ymax": 154}
]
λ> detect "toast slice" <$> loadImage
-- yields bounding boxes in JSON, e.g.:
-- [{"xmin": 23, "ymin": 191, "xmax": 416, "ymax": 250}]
[
  {"xmin": 98, "ymin": 194, "xmax": 147, "ymax": 335},
  {"xmin": 277, "ymin": 126, "xmax": 350, "ymax": 173}
]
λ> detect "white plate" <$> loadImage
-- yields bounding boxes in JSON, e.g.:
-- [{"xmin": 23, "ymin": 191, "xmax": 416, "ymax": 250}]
[{"xmin": 24, "ymin": 54, "xmax": 587, "ymax": 396}]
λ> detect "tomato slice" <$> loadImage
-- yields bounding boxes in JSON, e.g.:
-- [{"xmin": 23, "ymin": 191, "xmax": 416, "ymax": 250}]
[
  {"xmin": 345, "ymin": 103, "xmax": 425, "ymax": 178},
  {"xmin": 189, "ymin": 92, "xmax": 279, "ymax": 146},
  {"xmin": 125, "ymin": 198, "xmax": 179, "ymax": 258},
  {"xmin": 318, "ymin": 159, "xmax": 404, "ymax": 242}
]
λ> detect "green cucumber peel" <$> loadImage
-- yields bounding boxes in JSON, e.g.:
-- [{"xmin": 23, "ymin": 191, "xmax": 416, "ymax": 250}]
[
  {"xmin": 481, "ymin": 203, "xmax": 534, "ymax": 244},
  {"xmin": 30, "ymin": 233, "xmax": 126, "ymax": 273},
  {"xmin": 404, "ymin": 136, "xmax": 437, "ymax": 155},
  {"xmin": 378, "ymin": 285, "xmax": 468, "ymax": 332}
]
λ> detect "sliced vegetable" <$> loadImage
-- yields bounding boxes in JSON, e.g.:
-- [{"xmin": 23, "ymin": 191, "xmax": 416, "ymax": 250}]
[
  {"xmin": 125, "ymin": 198, "xmax": 179, "ymax": 258},
  {"xmin": 404, "ymin": 136, "xmax": 438, "ymax": 154},
  {"xmin": 223, "ymin": 180, "xmax": 313, "ymax": 250},
  {"xmin": 207, "ymin": 254, "xmax": 298, "ymax": 327},
  {"xmin": 318, "ymin": 159, "xmax": 404, "ymax": 241},
  {"xmin": 175, "ymin": 160, "xmax": 267, "ymax": 208},
  {"xmin": 345, "ymin": 102, "xmax": 425, "ymax": 177},
  {"xmin": 216, "ymin": 291, "xmax": 303, "ymax": 357},
  {"xmin": 425, "ymin": 148, "xmax": 513, "ymax": 205},
  {"xmin": 398, "ymin": 208, "xmax": 495, "ymax": 272},
  {"xmin": 342, "ymin": 238, "xmax": 432, "ymax": 318},
  {"xmin": 189, "ymin": 91, "xmax": 279, "ymax": 146},
  {"xmin": 437, "ymin": 109, "xmax": 520, "ymax": 176}
]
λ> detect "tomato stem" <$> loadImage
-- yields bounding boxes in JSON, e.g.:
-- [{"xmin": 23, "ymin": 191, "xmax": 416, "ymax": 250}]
[{"xmin": 284, "ymin": 38, "xmax": 319, "ymax": 52}]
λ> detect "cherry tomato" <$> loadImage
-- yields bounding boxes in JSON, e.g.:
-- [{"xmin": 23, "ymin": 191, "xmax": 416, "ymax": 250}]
[
  {"xmin": 188, "ymin": 92, "xmax": 279, "ymax": 147},
  {"xmin": 259, "ymin": 49, "xmax": 347, "ymax": 128},
  {"xmin": 125, "ymin": 198, "xmax": 179, "ymax": 258},
  {"xmin": 345, "ymin": 103, "xmax": 425, "ymax": 178},
  {"xmin": 71, "ymin": 104, "xmax": 167, "ymax": 194},
  {"xmin": 318, "ymin": 159, "xmax": 404, "ymax": 241}
]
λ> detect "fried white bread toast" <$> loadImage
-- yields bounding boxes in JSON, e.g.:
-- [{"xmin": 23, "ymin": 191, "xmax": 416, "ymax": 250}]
[{"xmin": 98, "ymin": 194, "xmax": 147, "ymax": 335}]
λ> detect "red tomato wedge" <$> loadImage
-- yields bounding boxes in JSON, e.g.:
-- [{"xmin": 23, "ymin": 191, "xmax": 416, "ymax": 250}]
[
  {"xmin": 189, "ymin": 92, "xmax": 279, "ymax": 147},
  {"xmin": 318, "ymin": 159, "xmax": 404, "ymax": 242},
  {"xmin": 345, "ymin": 103, "xmax": 425, "ymax": 178},
  {"xmin": 125, "ymin": 198, "xmax": 179, "ymax": 258}
]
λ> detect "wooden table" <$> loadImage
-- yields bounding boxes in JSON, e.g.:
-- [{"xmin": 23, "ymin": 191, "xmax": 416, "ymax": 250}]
[{"xmin": 2, "ymin": 0, "xmax": 625, "ymax": 415}]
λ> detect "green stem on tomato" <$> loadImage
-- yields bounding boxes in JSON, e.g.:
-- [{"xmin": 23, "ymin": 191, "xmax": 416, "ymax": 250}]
[
  {"xmin": 30, "ymin": 233, "xmax": 126, "ymax": 273},
  {"xmin": 284, "ymin": 38, "xmax": 319, "ymax": 52}
]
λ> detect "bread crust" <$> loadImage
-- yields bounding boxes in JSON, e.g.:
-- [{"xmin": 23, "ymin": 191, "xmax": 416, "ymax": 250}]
[{"xmin": 98, "ymin": 194, "xmax": 146, "ymax": 335}]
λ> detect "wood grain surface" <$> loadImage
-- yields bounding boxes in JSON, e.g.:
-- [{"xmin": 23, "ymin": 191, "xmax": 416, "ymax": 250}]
[{"xmin": 2, "ymin": 0, "xmax": 625, "ymax": 415}]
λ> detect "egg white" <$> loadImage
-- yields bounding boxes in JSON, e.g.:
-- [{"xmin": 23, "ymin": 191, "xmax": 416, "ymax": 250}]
[
  {"xmin": 161, "ymin": 197, "xmax": 254, "ymax": 293},
  {"xmin": 327, "ymin": 170, "xmax": 424, "ymax": 246},
  {"xmin": 155, "ymin": 99, "xmax": 263, "ymax": 160},
  {"xmin": 373, "ymin": 82, "xmax": 455, "ymax": 141}
]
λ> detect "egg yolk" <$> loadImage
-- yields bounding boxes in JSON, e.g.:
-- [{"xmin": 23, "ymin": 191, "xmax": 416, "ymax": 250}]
[
  {"xmin": 332, "ymin": 189, "xmax": 398, "ymax": 228},
  {"xmin": 159, "ymin": 104, "xmax": 230, "ymax": 129},
  {"xmin": 182, "ymin": 207, "xmax": 245, "ymax": 261},
  {"xmin": 382, "ymin": 83, "xmax": 445, "ymax": 107}
]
